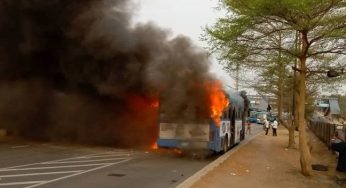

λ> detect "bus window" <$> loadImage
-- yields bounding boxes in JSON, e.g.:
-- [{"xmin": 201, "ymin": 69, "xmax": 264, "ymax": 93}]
[
  {"xmin": 235, "ymin": 110, "xmax": 238, "ymax": 120},
  {"xmin": 229, "ymin": 108, "xmax": 232, "ymax": 119},
  {"xmin": 231, "ymin": 107, "xmax": 244, "ymax": 121},
  {"xmin": 238, "ymin": 107, "xmax": 243, "ymax": 120},
  {"xmin": 223, "ymin": 107, "xmax": 229, "ymax": 119},
  {"xmin": 222, "ymin": 110, "xmax": 226, "ymax": 119}
]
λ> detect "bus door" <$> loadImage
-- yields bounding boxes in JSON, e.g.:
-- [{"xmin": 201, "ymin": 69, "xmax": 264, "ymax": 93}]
[
  {"xmin": 219, "ymin": 106, "xmax": 231, "ymax": 150},
  {"xmin": 230, "ymin": 107, "xmax": 236, "ymax": 146}
]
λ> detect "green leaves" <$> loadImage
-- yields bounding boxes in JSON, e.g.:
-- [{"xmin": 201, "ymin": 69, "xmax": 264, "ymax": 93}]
[{"xmin": 205, "ymin": 0, "xmax": 346, "ymax": 86}]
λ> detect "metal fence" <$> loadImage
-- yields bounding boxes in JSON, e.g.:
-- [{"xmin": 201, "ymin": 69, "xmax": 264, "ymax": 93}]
[{"xmin": 308, "ymin": 120, "xmax": 346, "ymax": 147}]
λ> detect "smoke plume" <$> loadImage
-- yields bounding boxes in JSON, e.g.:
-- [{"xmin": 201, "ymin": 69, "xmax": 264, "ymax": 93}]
[{"xmin": 0, "ymin": 0, "xmax": 215, "ymax": 147}]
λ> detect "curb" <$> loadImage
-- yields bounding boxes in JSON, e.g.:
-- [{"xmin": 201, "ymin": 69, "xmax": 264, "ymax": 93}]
[{"xmin": 176, "ymin": 131, "xmax": 263, "ymax": 188}]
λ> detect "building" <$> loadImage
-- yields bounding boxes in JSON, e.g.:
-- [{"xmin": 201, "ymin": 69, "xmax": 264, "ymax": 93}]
[{"xmin": 316, "ymin": 97, "xmax": 341, "ymax": 117}]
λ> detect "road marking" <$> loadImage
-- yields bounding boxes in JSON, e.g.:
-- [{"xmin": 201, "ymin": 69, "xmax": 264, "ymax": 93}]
[
  {"xmin": 0, "ymin": 152, "xmax": 132, "ymax": 188},
  {"xmin": 10, "ymin": 145, "xmax": 30, "ymax": 149},
  {"xmin": 44, "ymin": 152, "xmax": 130, "ymax": 163},
  {"xmin": 24, "ymin": 158, "xmax": 132, "ymax": 188},
  {"xmin": 42, "ymin": 157, "xmax": 127, "ymax": 164},
  {"xmin": 0, "ymin": 181, "xmax": 46, "ymax": 186},
  {"xmin": 0, "ymin": 170, "xmax": 82, "ymax": 178},
  {"xmin": 86, "ymin": 151, "xmax": 130, "ymax": 156},
  {"xmin": 2, "ymin": 152, "xmax": 130, "ymax": 170},
  {"xmin": 77, "ymin": 153, "xmax": 131, "ymax": 159},
  {"xmin": 0, "ymin": 163, "xmax": 111, "ymax": 172}
]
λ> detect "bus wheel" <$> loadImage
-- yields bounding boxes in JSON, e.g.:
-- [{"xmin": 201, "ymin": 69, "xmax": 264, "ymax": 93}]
[{"xmin": 223, "ymin": 135, "xmax": 229, "ymax": 153}]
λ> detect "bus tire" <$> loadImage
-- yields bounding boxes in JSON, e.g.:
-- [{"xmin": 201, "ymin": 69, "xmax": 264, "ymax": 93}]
[{"xmin": 223, "ymin": 135, "xmax": 229, "ymax": 153}]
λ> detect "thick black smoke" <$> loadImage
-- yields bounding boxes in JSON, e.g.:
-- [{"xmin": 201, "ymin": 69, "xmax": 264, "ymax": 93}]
[{"xmin": 0, "ymin": 0, "xmax": 214, "ymax": 147}]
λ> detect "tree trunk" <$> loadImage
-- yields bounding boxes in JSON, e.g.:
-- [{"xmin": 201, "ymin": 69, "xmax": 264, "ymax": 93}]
[
  {"xmin": 277, "ymin": 88, "xmax": 283, "ymax": 117},
  {"xmin": 288, "ymin": 68, "xmax": 297, "ymax": 148},
  {"xmin": 297, "ymin": 32, "xmax": 312, "ymax": 176},
  {"xmin": 278, "ymin": 31, "xmax": 295, "ymax": 148},
  {"xmin": 288, "ymin": 87, "xmax": 296, "ymax": 148},
  {"xmin": 294, "ymin": 80, "xmax": 299, "ymax": 131},
  {"xmin": 288, "ymin": 122, "xmax": 296, "ymax": 148},
  {"xmin": 288, "ymin": 81, "xmax": 297, "ymax": 148},
  {"xmin": 277, "ymin": 62, "xmax": 284, "ymax": 118}
]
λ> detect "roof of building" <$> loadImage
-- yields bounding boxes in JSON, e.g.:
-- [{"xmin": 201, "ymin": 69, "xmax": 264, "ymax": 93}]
[{"xmin": 329, "ymin": 98, "xmax": 341, "ymax": 115}]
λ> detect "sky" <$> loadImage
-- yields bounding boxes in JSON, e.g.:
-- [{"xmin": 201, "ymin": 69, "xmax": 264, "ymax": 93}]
[
  {"xmin": 133, "ymin": 0, "xmax": 235, "ymax": 88},
  {"xmin": 132, "ymin": 0, "xmax": 345, "ymax": 96}
]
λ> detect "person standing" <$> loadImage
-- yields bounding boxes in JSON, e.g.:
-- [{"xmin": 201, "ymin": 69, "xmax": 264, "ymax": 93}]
[
  {"xmin": 331, "ymin": 141, "xmax": 346, "ymax": 172},
  {"xmin": 331, "ymin": 131, "xmax": 344, "ymax": 157},
  {"xmin": 333, "ymin": 131, "xmax": 344, "ymax": 143},
  {"xmin": 246, "ymin": 120, "xmax": 251, "ymax": 135},
  {"xmin": 267, "ymin": 104, "xmax": 271, "ymax": 112},
  {"xmin": 264, "ymin": 118, "xmax": 269, "ymax": 135},
  {"xmin": 272, "ymin": 119, "xmax": 278, "ymax": 136}
]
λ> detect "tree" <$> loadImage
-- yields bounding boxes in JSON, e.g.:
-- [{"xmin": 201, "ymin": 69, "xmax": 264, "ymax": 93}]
[{"xmin": 205, "ymin": 0, "xmax": 346, "ymax": 176}]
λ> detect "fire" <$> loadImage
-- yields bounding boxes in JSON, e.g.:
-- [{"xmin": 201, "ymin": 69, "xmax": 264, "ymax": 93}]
[
  {"xmin": 126, "ymin": 94, "xmax": 159, "ymax": 148},
  {"xmin": 150, "ymin": 99, "xmax": 159, "ymax": 108},
  {"xmin": 205, "ymin": 81, "xmax": 229, "ymax": 126},
  {"xmin": 151, "ymin": 142, "xmax": 158, "ymax": 150}
]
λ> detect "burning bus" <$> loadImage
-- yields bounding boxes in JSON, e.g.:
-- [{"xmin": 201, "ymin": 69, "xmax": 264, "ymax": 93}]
[{"xmin": 157, "ymin": 85, "xmax": 249, "ymax": 153}]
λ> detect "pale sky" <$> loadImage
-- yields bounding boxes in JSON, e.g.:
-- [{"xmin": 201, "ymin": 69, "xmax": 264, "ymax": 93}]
[
  {"xmin": 132, "ymin": 1, "xmax": 345, "ymax": 95},
  {"xmin": 133, "ymin": 0, "xmax": 235, "ymax": 88}
]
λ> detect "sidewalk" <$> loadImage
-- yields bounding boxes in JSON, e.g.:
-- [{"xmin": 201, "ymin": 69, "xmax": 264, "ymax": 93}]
[{"xmin": 180, "ymin": 126, "xmax": 341, "ymax": 188}]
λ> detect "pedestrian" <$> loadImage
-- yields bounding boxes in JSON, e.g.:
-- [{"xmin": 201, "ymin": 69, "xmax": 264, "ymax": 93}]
[
  {"xmin": 267, "ymin": 104, "xmax": 271, "ymax": 113},
  {"xmin": 331, "ymin": 141, "xmax": 346, "ymax": 172},
  {"xmin": 331, "ymin": 131, "xmax": 344, "ymax": 157},
  {"xmin": 272, "ymin": 119, "xmax": 278, "ymax": 136},
  {"xmin": 332, "ymin": 131, "xmax": 344, "ymax": 143},
  {"xmin": 264, "ymin": 118, "xmax": 269, "ymax": 135},
  {"xmin": 246, "ymin": 120, "xmax": 251, "ymax": 135}
]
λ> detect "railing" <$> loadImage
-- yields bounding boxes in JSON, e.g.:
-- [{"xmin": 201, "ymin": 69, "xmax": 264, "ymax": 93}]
[{"xmin": 308, "ymin": 119, "xmax": 345, "ymax": 147}]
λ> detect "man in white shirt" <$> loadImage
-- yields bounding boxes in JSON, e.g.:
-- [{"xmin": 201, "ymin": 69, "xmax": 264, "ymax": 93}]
[
  {"xmin": 272, "ymin": 119, "xmax": 278, "ymax": 136},
  {"xmin": 264, "ymin": 119, "xmax": 270, "ymax": 135}
]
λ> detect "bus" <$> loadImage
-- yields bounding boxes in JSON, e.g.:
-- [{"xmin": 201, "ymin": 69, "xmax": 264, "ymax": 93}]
[{"xmin": 157, "ymin": 90, "xmax": 249, "ymax": 153}]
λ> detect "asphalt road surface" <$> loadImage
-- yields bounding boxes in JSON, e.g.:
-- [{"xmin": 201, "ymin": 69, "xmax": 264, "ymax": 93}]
[{"xmin": 0, "ymin": 124, "xmax": 263, "ymax": 188}]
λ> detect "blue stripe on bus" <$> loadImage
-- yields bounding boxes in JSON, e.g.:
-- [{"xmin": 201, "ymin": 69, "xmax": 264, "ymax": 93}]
[{"xmin": 157, "ymin": 139, "xmax": 180, "ymax": 148}]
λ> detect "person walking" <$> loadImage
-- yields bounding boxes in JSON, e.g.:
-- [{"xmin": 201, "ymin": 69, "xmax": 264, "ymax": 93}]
[
  {"xmin": 246, "ymin": 120, "xmax": 251, "ymax": 135},
  {"xmin": 272, "ymin": 119, "xmax": 278, "ymax": 136},
  {"xmin": 264, "ymin": 118, "xmax": 269, "ymax": 135}
]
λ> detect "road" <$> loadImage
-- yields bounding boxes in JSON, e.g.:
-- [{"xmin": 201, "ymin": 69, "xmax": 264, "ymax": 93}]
[{"xmin": 0, "ymin": 124, "xmax": 263, "ymax": 188}]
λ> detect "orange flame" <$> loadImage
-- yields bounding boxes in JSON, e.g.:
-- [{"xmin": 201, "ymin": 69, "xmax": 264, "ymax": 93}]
[
  {"xmin": 150, "ymin": 99, "xmax": 159, "ymax": 108},
  {"xmin": 151, "ymin": 142, "xmax": 158, "ymax": 150},
  {"xmin": 126, "ymin": 94, "xmax": 159, "ymax": 148},
  {"xmin": 205, "ymin": 81, "xmax": 229, "ymax": 127}
]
